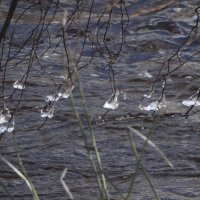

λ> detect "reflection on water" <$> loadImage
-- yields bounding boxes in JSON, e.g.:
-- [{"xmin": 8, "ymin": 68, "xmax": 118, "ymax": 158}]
[{"xmin": 0, "ymin": 0, "xmax": 200, "ymax": 199}]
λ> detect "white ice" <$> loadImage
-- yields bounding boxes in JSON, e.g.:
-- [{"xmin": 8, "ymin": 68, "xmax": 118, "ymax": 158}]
[
  {"xmin": 13, "ymin": 80, "xmax": 25, "ymax": 90},
  {"xmin": 103, "ymin": 90, "xmax": 120, "ymax": 110},
  {"xmin": 182, "ymin": 89, "xmax": 200, "ymax": 107},
  {"xmin": 41, "ymin": 105, "xmax": 54, "ymax": 118}
]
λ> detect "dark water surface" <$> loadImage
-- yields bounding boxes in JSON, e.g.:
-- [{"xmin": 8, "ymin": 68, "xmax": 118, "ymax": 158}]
[{"xmin": 0, "ymin": 0, "xmax": 200, "ymax": 199}]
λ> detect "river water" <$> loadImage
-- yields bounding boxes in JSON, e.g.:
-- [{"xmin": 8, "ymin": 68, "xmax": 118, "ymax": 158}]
[{"xmin": 0, "ymin": 0, "xmax": 200, "ymax": 199}]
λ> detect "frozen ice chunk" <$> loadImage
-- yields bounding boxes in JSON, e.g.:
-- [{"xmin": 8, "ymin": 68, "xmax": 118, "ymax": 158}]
[
  {"xmin": 0, "ymin": 106, "xmax": 14, "ymax": 134},
  {"xmin": 45, "ymin": 84, "xmax": 74, "ymax": 102},
  {"xmin": 143, "ymin": 91, "xmax": 154, "ymax": 99},
  {"xmin": 103, "ymin": 90, "xmax": 120, "ymax": 110},
  {"xmin": 0, "ymin": 124, "xmax": 7, "ymax": 134},
  {"xmin": 0, "ymin": 113, "xmax": 8, "ymax": 123},
  {"xmin": 13, "ymin": 80, "xmax": 25, "ymax": 90},
  {"xmin": 45, "ymin": 94, "xmax": 61, "ymax": 102},
  {"xmin": 139, "ymin": 71, "xmax": 153, "ymax": 79},
  {"xmin": 139, "ymin": 101, "xmax": 160, "ymax": 111},
  {"xmin": 41, "ymin": 104, "xmax": 54, "ymax": 118},
  {"xmin": 182, "ymin": 89, "xmax": 200, "ymax": 107},
  {"xmin": 182, "ymin": 99, "xmax": 200, "ymax": 107},
  {"xmin": 59, "ymin": 92, "xmax": 70, "ymax": 99},
  {"xmin": 7, "ymin": 118, "xmax": 15, "ymax": 133},
  {"xmin": 139, "ymin": 96, "xmax": 166, "ymax": 111},
  {"xmin": 58, "ymin": 84, "xmax": 74, "ymax": 99}
]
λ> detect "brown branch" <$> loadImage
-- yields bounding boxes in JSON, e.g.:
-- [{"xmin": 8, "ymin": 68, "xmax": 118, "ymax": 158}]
[{"xmin": 0, "ymin": 0, "xmax": 18, "ymax": 43}]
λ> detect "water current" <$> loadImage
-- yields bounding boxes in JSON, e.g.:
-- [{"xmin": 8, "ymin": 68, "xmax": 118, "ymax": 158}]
[{"xmin": 0, "ymin": 0, "xmax": 200, "ymax": 199}]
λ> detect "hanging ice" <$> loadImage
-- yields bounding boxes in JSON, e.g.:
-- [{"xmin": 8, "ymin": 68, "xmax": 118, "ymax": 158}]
[
  {"xmin": 58, "ymin": 84, "xmax": 74, "ymax": 99},
  {"xmin": 7, "ymin": 118, "xmax": 15, "ymax": 133},
  {"xmin": 139, "ymin": 71, "xmax": 153, "ymax": 79},
  {"xmin": 41, "ymin": 104, "xmax": 54, "ymax": 118},
  {"xmin": 45, "ymin": 84, "xmax": 74, "ymax": 102},
  {"xmin": 139, "ymin": 96, "xmax": 166, "ymax": 111},
  {"xmin": 143, "ymin": 91, "xmax": 154, "ymax": 99},
  {"xmin": 13, "ymin": 80, "xmax": 25, "ymax": 90},
  {"xmin": 0, "ymin": 105, "xmax": 14, "ymax": 134},
  {"xmin": 139, "ymin": 101, "xmax": 161, "ymax": 111},
  {"xmin": 0, "ymin": 112, "xmax": 8, "ymax": 123},
  {"xmin": 103, "ymin": 90, "xmax": 120, "ymax": 110},
  {"xmin": 182, "ymin": 89, "xmax": 200, "ymax": 107},
  {"xmin": 45, "ymin": 94, "xmax": 61, "ymax": 102},
  {"xmin": 0, "ymin": 124, "xmax": 7, "ymax": 134}
]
